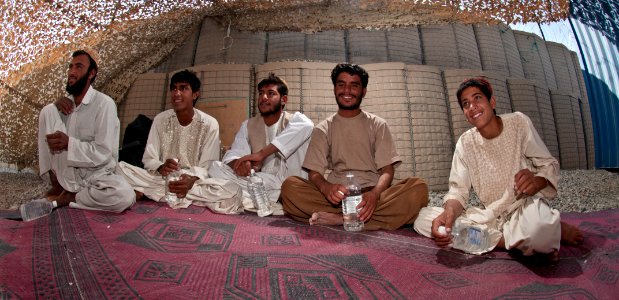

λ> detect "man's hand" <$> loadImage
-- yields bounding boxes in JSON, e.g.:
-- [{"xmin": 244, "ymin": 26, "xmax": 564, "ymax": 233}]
[
  {"xmin": 229, "ymin": 158, "xmax": 253, "ymax": 177},
  {"xmin": 514, "ymin": 169, "xmax": 548, "ymax": 199},
  {"xmin": 46, "ymin": 131, "xmax": 69, "ymax": 153},
  {"xmin": 431, "ymin": 200, "xmax": 462, "ymax": 248},
  {"xmin": 231, "ymin": 144, "xmax": 278, "ymax": 177},
  {"xmin": 54, "ymin": 96, "xmax": 74, "ymax": 115},
  {"xmin": 233, "ymin": 152, "xmax": 266, "ymax": 177},
  {"xmin": 320, "ymin": 182, "xmax": 347, "ymax": 205},
  {"xmin": 168, "ymin": 174, "xmax": 198, "ymax": 198},
  {"xmin": 157, "ymin": 158, "xmax": 180, "ymax": 177},
  {"xmin": 358, "ymin": 189, "xmax": 379, "ymax": 222}
]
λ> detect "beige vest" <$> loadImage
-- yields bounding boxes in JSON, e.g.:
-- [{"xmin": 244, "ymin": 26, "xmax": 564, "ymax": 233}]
[{"xmin": 247, "ymin": 111, "xmax": 292, "ymax": 152}]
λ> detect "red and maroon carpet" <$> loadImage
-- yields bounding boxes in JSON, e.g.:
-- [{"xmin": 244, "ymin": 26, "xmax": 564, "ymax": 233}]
[{"xmin": 0, "ymin": 201, "xmax": 617, "ymax": 299}]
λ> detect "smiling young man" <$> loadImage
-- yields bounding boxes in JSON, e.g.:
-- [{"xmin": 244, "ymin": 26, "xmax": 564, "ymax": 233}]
[
  {"xmin": 413, "ymin": 77, "xmax": 583, "ymax": 260},
  {"xmin": 208, "ymin": 73, "xmax": 313, "ymax": 214},
  {"xmin": 37, "ymin": 49, "xmax": 135, "ymax": 212},
  {"xmin": 280, "ymin": 63, "xmax": 429, "ymax": 230},
  {"xmin": 117, "ymin": 70, "xmax": 242, "ymax": 213}
]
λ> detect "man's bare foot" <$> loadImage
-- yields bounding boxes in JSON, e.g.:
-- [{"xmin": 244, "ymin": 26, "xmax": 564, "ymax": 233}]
[
  {"xmin": 561, "ymin": 221, "xmax": 584, "ymax": 246},
  {"xmin": 44, "ymin": 172, "xmax": 64, "ymax": 199},
  {"xmin": 54, "ymin": 191, "xmax": 76, "ymax": 207},
  {"xmin": 309, "ymin": 212, "xmax": 343, "ymax": 226},
  {"xmin": 546, "ymin": 249, "xmax": 560, "ymax": 263},
  {"xmin": 497, "ymin": 237, "xmax": 506, "ymax": 249}
]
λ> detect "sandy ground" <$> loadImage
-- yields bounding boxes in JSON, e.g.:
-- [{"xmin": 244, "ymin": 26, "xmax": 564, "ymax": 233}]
[
  {"xmin": 1, "ymin": 169, "xmax": 618, "ymax": 212},
  {"xmin": 0, "ymin": 172, "xmax": 50, "ymax": 210}
]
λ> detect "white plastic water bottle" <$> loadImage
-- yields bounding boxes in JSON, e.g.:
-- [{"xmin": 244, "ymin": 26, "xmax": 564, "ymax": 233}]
[
  {"xmin": 342, "ymin": 172, "xmax": 363, "ymax": 231},
  {"xmin": 20, "ymin": 198, "xmax": 57, "ymax": 222},
  {"xmin": 165, "ymin": 158, "xmax": 183, "ymax": 205},
  {"xmin": 247, "ymin": 169, "xmax": 273, "ymax": 217},
  {"xmin": 440, "ymin": 220, "xmax": 491, "ymax": 255}
]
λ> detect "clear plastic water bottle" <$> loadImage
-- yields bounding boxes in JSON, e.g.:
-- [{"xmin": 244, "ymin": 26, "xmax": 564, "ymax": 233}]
[
  {"xmin": 20, "ymin": 198, "xmax": 57, "ymax": 222},
  {"xmin": 440, "ymin": 219, "xmax": 491, "ymax": 255},
  {"xmin": 342, "ymin": 172, "xmax": 363, "ymax": 231},
  {"xmin": 247, "ymin": 169, "xmax": 273, "ymax": 217},
  {"xmin": 165, "ymin": 158, "xmax": 183, "ymax": 205}
]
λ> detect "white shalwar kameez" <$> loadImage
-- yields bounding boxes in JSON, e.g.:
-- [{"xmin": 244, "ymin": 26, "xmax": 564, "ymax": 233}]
[
  {"xmin": 208, "ymin": 111, "xmax": 313, "ymax": 214},
  {"xmin": 414, "ymin": 112, "xmax": 561, "ymax": 255},
  {"xmin": 117, "ymin": 109, "xmax": 243, "ymax": 213},
  {"xmin": 38, "ymin": 86, "xmax": 135, "ymax": 212}
]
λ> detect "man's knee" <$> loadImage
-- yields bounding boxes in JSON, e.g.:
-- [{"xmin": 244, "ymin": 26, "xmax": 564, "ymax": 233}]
[
  {"xmin": 114, "ymin": 180, "xmax": 136, "ymax": 211},
  {"xmin": 413, "ymin": 206, "xmax": 443, "ymax": 237},
  {"xmin": 281, "ymin": 176, "xmax": 305, "ymax": 194}
]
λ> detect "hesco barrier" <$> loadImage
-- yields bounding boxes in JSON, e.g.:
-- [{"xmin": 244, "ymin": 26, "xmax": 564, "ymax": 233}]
[{"xmin": 110, "ymin": 21, "xmax": 600, "ymax": 189}]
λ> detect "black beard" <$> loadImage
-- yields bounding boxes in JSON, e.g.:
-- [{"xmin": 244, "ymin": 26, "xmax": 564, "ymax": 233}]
[
  {"xmin": 66, "ymin": 74, "xmax": 90, "ymax": 96},
  {"xmin": 259, "ymin": 101, "xmax": 283, "ymax": 117},
  {"xmin": 336, "ymin": 97, "xmax": 362, "ymax": 110}
]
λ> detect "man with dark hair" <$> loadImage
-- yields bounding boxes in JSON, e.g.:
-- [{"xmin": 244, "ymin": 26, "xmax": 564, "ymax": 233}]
[
  {"xmin": 414, "ymin": 77, "xmax": 583, "ymax": 259},
  {"xmin": 280, "ymin": 63, "xmax": 429, "ymax": 230},
  {"xmin": 37, "ymin": 49, "xmax": 135, "ymax": 212},
  {"xmin": 209, "ymin": 73, "xmax": 313, "ymax": 214},
  {"xmin": 118, "ymin": 69, "xmax": 243, "ymax": 213}
]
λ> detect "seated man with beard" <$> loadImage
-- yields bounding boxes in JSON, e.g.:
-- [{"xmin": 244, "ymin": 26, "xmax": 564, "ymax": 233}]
[
  {"xmin": 37, "ymin": 49, "xmax": 135, "ymax": 212},
  {"xmin": 209, "ymin": 73, "xmax": 314, "ymax": 215}
]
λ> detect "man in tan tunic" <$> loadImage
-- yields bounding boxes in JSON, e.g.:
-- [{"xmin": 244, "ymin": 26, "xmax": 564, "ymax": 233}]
[
  {"xmin": 413, "ymin": 77, "xmax": 583, "ymax": 259},
  {"xmin": 280, "ymin": 63, "xmax": 429, "ymax": 230}
]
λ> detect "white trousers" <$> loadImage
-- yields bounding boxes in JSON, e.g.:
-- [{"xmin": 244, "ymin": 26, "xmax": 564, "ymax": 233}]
[
  {"xmin": 117, "ymin": 161, "xmax": 244, "ymax": 214},
  {"xmin": 207, "ymin": 161, "xmax": 284, "ymax": 215},
  {"xmin": 413, "ymin": 198, "xmax": 561, "ymax": 255},
  {"xmin": 38, "ymin": 104, "xmax": 135, "ymax": 212}
]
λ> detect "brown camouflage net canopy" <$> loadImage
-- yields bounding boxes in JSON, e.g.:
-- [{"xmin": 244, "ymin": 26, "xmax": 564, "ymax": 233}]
[{"xmin": 1, "ymin": 0, "xmax": 569, "ymax": 169}]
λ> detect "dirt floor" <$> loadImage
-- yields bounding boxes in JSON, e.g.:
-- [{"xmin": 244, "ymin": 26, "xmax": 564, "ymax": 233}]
[
  {"xmin": 0, "ymin": 172, "xmax": 50, "ymax": 210},
  {"xmin": 2, "ymin": 169, "xmax": 618, "ymax": 213}
]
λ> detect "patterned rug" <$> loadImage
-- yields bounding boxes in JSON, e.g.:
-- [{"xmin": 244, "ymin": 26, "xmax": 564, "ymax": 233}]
[{"xmin": 0, "ymin": 201, "xmax": 617, "ymax": 299}]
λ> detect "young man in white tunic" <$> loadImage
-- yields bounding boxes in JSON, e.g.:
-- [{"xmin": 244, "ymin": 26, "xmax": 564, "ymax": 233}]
[
  {"xmin": 413, "ymin": 77, "xmax": 583, "ymax": 260},
  {"xmin": 38, "ymin": 49, "xmax": 135, "ymax": 212},
  {"xmin": 117, "ymin": 70, "xmax": 242, "ymax": 213},
  {"xmin": 208, "ymin": 73, "xmax": 314, "ymax": 215}
]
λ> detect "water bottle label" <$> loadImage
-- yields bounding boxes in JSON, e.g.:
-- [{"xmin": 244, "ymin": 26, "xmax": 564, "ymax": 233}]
[
  {"xmin": 467, "ymin": 227, "xmax": 483, "ymax": 246},
  {"xmin": 343, "ymin": 195, "xmax": 362, "ymax": 214}
]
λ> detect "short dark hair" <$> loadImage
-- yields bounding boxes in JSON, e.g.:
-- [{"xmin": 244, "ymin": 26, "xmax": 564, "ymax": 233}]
[
  {"xmin": 257, "ymin": 73, "xmax": 288, "ymax": 97},
  {"xmin": 170, "ymin": 70, "xmax": 201, "ymax": 105},
  {"xmin": 72, "ymin": 50, "xmax": 98, "ymax": 84},
  {"xmin": 456, "ymin": 77, "xmax": 493, "ymax": 110},
  {"xmin": 330, "ymin": 63, "xmax": 369, "ymax": 88}
]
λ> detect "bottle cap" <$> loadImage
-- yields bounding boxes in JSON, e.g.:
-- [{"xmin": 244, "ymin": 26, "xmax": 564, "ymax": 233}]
[{"xmin": 438, "ymin": 226, "xmax": 446, "ymax": 235}]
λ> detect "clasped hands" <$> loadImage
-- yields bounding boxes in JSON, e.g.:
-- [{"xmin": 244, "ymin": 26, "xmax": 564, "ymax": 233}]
[
  {"xmin": 158, "ymin": 158, "xmax": 197, "ymax": 198},
  {"xmin": 320, "ymin": 182, "xmax": 378, "ymax": 222},
  {"xmin": 229, "ymin": 152, "xmax": 266, "ymax": 177},
  {"xmin": 45, "ymin": 97, "xmax": 74, "ymax": 153}
]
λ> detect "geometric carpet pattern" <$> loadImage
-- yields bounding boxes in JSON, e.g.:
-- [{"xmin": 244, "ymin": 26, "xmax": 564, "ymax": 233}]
[{"xmin": 0, "ymin": 200, "xmax": 617, "ymax": 299}]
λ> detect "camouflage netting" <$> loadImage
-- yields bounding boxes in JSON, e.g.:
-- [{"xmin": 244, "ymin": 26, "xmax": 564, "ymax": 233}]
[{"xmin": 1, "ymin": 0, "xmax": 569, "ymax": 170}]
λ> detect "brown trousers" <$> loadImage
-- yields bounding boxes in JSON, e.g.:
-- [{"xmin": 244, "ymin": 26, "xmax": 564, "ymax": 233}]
[{"xmin": 281, "ymin": 176, "xmax": 429, "ymax": 230}]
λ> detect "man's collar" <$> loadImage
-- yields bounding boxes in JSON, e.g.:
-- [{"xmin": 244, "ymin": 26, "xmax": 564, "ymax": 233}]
[{"xmin": 78, "ymin": 85, "xmax": 95, "ymax": 106}]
